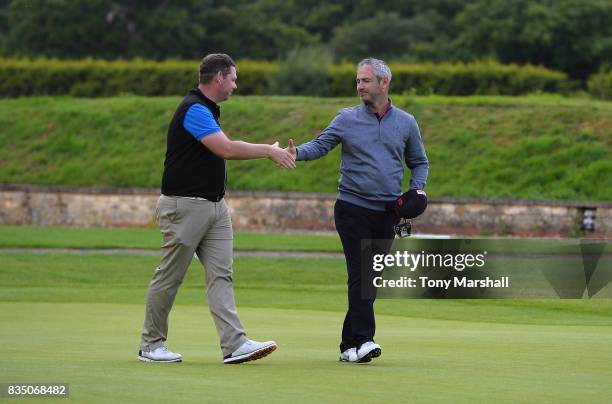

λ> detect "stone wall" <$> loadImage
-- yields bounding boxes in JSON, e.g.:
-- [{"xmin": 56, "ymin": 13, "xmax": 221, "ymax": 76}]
[{"xmin": 1, "ymin": 184, "xmax": 610, "ymax": 238}]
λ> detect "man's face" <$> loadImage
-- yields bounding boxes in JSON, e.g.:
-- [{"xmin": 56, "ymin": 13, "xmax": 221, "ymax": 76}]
[
  {"xmin": 218, "ymin": 66, "xmax": 237, "ymax": 101},
  {"xmin": 356, "ymin": 64, "xmax": 387, "ymax": 104}
]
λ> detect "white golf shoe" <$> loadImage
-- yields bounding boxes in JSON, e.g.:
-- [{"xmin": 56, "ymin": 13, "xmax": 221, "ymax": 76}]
[
  {"xmin": 357, "ymin": 341, "xmax": 381, "ymax": 363},
  {"xmin": 223, "ymin": 339, "xmax": 277, "ymax": 364},
  {"xmin": 137, "ymin": 346, "xmax": 182, "ymax": 363},
  {"xmin": 339, "ymin": 347, "xmax": 358, "ymax": 362}
]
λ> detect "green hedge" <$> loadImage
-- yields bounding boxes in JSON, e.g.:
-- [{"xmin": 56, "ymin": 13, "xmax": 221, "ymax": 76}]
[
  {"xmin": 331, "ymin": 62, "xmax": 569, "ymax": 96},
  {"xmin": 0, "ymin": 58, "xmax": 569, "ymax": 97},
  {"xmin": 587, "ymin": 70, "xmax": 612, "ymax": 100},
  {"xmin": 0, "ymin": 58, "xmax": 279, "ymax": 97}
]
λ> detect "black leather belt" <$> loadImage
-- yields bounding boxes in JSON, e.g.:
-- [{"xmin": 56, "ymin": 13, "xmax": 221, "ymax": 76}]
[
  {"xmin": 170, "ymin": 194, "xmax": 224, "ymax": 202},
  {"xmin": 204, "ymin": 195, "xmax": 224, "ymax": 202}
]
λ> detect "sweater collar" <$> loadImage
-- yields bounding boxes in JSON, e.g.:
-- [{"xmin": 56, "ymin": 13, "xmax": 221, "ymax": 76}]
[{"xmin": 361, "ymin": 98, "xmax": 393, "ymax": 119}]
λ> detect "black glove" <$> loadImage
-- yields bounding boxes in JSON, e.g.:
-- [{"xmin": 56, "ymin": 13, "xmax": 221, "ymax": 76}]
[{"xmin": 386, "ymin": 189, "xmax": 427, "ymax": 219}]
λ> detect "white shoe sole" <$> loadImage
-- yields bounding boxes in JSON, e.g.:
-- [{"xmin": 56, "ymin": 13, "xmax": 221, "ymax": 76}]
[
  {"xmin": 224, "ymin": 343, "xmax": 277, "ymax": 364},
  {"xmin": 137, "ymin": 355, "xmax": 182, "ymax": 363}
]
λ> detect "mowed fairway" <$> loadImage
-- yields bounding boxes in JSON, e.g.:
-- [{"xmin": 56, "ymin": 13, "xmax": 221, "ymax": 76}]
[{"xmin": 1, "ymin": 246, "xmax": 611, "ymax": 403}]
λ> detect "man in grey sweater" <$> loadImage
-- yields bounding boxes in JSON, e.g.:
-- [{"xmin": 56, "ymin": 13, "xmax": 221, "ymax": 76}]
[{"xmin": 287, "ymin": 58, "xmax": 429, "ymax": 363}]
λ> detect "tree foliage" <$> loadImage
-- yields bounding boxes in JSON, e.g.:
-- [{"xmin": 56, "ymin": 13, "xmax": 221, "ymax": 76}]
[
  {"xmin": 0, "ymin": 0, "xmax": 610, "ymax": 80},
  {"xmin": 454, "ymin": 0, "xmax": 612, "ymax": 80},
  {"xmin": 269, "ymin": 46, "xmax": 333, "ymax": 96}
]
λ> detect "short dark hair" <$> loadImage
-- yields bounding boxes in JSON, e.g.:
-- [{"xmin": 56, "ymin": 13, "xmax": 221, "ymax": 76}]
[{"xmin": 199, "ymin": 54, "xmax": 236, "ymax": 84}]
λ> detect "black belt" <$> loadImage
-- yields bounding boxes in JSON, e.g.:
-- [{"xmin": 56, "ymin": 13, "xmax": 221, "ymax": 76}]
[
  {"xmin": 203, "ymin": 195, "xmax": 224, "ymax": 202},
  {"xmin": 168, "ymin": 194, "xmax": 224, "ymax": 202}
]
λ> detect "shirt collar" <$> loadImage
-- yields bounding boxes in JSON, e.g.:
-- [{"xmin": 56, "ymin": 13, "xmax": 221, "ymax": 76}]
[
  {"xmin": 190, "ymin": 86, "xmax": 221, "ymax": 118},
  {"xmin": 376, "ymin": 99, "xmax": 392, "ymax": 120},
  {"xmin": 362, "ymin": 98, "xmax": 393, "ymax": 120}
]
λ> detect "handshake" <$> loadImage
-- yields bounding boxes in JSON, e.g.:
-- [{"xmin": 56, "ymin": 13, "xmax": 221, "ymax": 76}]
[{"xmin": 268, "ymin": 139, "xmax": 297, "ymax": 169}]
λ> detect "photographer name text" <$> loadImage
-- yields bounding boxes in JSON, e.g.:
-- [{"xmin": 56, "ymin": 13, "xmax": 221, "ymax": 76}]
[{"xmin": 373, "ymin": 276, "xmax": 509, "ymax": 289}]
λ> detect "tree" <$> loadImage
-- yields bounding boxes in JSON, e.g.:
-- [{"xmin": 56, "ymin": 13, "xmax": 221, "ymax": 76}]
[
  {"xmin": 269, "ymin": 46, "xmax": 333, "ymax": 96},
  {"xmin": 1, "ymin": 0, "xmax": 610, "ymax": 81},
  {"xmin": 454, "ymin": 0, "xmax": 612, "ymax": 79},
  {"xmin": 202, "ymin": 1, "xmax": 318, "ymax": 60},
  {"xmin": 331, "ymin": 11, "xmax": 452, "ymax": 62},
  {"xmin": 6, "ymin": 0, "xmax": 121, "ymax": 58}
]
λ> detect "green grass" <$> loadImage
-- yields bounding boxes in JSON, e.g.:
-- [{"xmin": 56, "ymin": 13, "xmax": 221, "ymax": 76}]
[
  {"xmin": 1, "ymin": 94, "xmax": 610, "ymax": 200},
  {"xmin": 2, "ymin": 225, "xmax": 608, "ymax": 255},
  {"xmin": 0, "ymin": 225, "xmax": 342, "ymax": 251},
  {"xmin": 1, "ymin": 251, "xmax": 611, "ymax": 403},
  {"xmin": 1, "ymin": 252, "xmax": 611, "ymax": 325},
  {"xmin": 2, "ymin": 303, "xmax": 611, "ymax": 403}
]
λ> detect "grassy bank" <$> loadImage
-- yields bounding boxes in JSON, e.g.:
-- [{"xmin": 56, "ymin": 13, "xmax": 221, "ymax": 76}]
[{"xmin": 0, "ymin": 94, "xmax": 610, "ymax": 200}]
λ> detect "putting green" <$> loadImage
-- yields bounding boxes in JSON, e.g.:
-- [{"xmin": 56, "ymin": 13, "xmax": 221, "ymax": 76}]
[
  {"xmin": 1, "ymin": 302, "xmax": 611, "ymax": 403},
  {"xmin": 1, "ymin": 250, "xmax": 611, "ymax": 403}
]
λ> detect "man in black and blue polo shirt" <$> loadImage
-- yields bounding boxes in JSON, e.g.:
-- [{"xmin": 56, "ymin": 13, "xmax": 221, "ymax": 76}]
[
  {"xmin": 288, "ymin": 58, "xmax": 429, "ymax": 364},
  {"xmin": 138, "ymin": 54, "xmax": 295, "ymax": 364}
]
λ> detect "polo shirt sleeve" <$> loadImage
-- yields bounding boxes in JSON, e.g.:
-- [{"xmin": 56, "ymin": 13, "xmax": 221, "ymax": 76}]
[{"xmin": 183, "ymin": 104, "xmax": 221, "ymax": 140}]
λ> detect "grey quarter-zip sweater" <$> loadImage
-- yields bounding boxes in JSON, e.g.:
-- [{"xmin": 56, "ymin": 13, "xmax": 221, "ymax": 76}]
[{"xmin": 296, "ymin": 100, "xmax": 429, "ymax": 211}]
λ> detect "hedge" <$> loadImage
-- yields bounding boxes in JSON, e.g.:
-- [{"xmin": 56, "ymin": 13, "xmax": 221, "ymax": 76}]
[
  {"xmin": 330, "ymin": 62, "xmax": 570, "ymax": 96},
  {"xmin": 0, "ymin": 58, "xmax": 569, "ymax": 97},
  {"xmin": 587, "ymin": 70, "xmax": 612, "ymax": 100},
  {"xmin": 0, "ymin": 58, "xmax": 277, "ymax": 98}
]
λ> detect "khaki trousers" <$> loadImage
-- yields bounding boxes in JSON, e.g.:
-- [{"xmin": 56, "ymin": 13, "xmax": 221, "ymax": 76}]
[{"xmin": 140, "ymin": 195, "xmax": 247, "ymax": 356}]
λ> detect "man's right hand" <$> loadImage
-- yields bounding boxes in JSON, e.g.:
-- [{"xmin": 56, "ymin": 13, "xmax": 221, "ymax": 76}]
[
  {"xmin": 286, "ymin": 139, "xmax": 297, "ymax": 160},
  {"xmin": 269, "ymin": 141, "xmax": 296, "ymax": 169}
]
